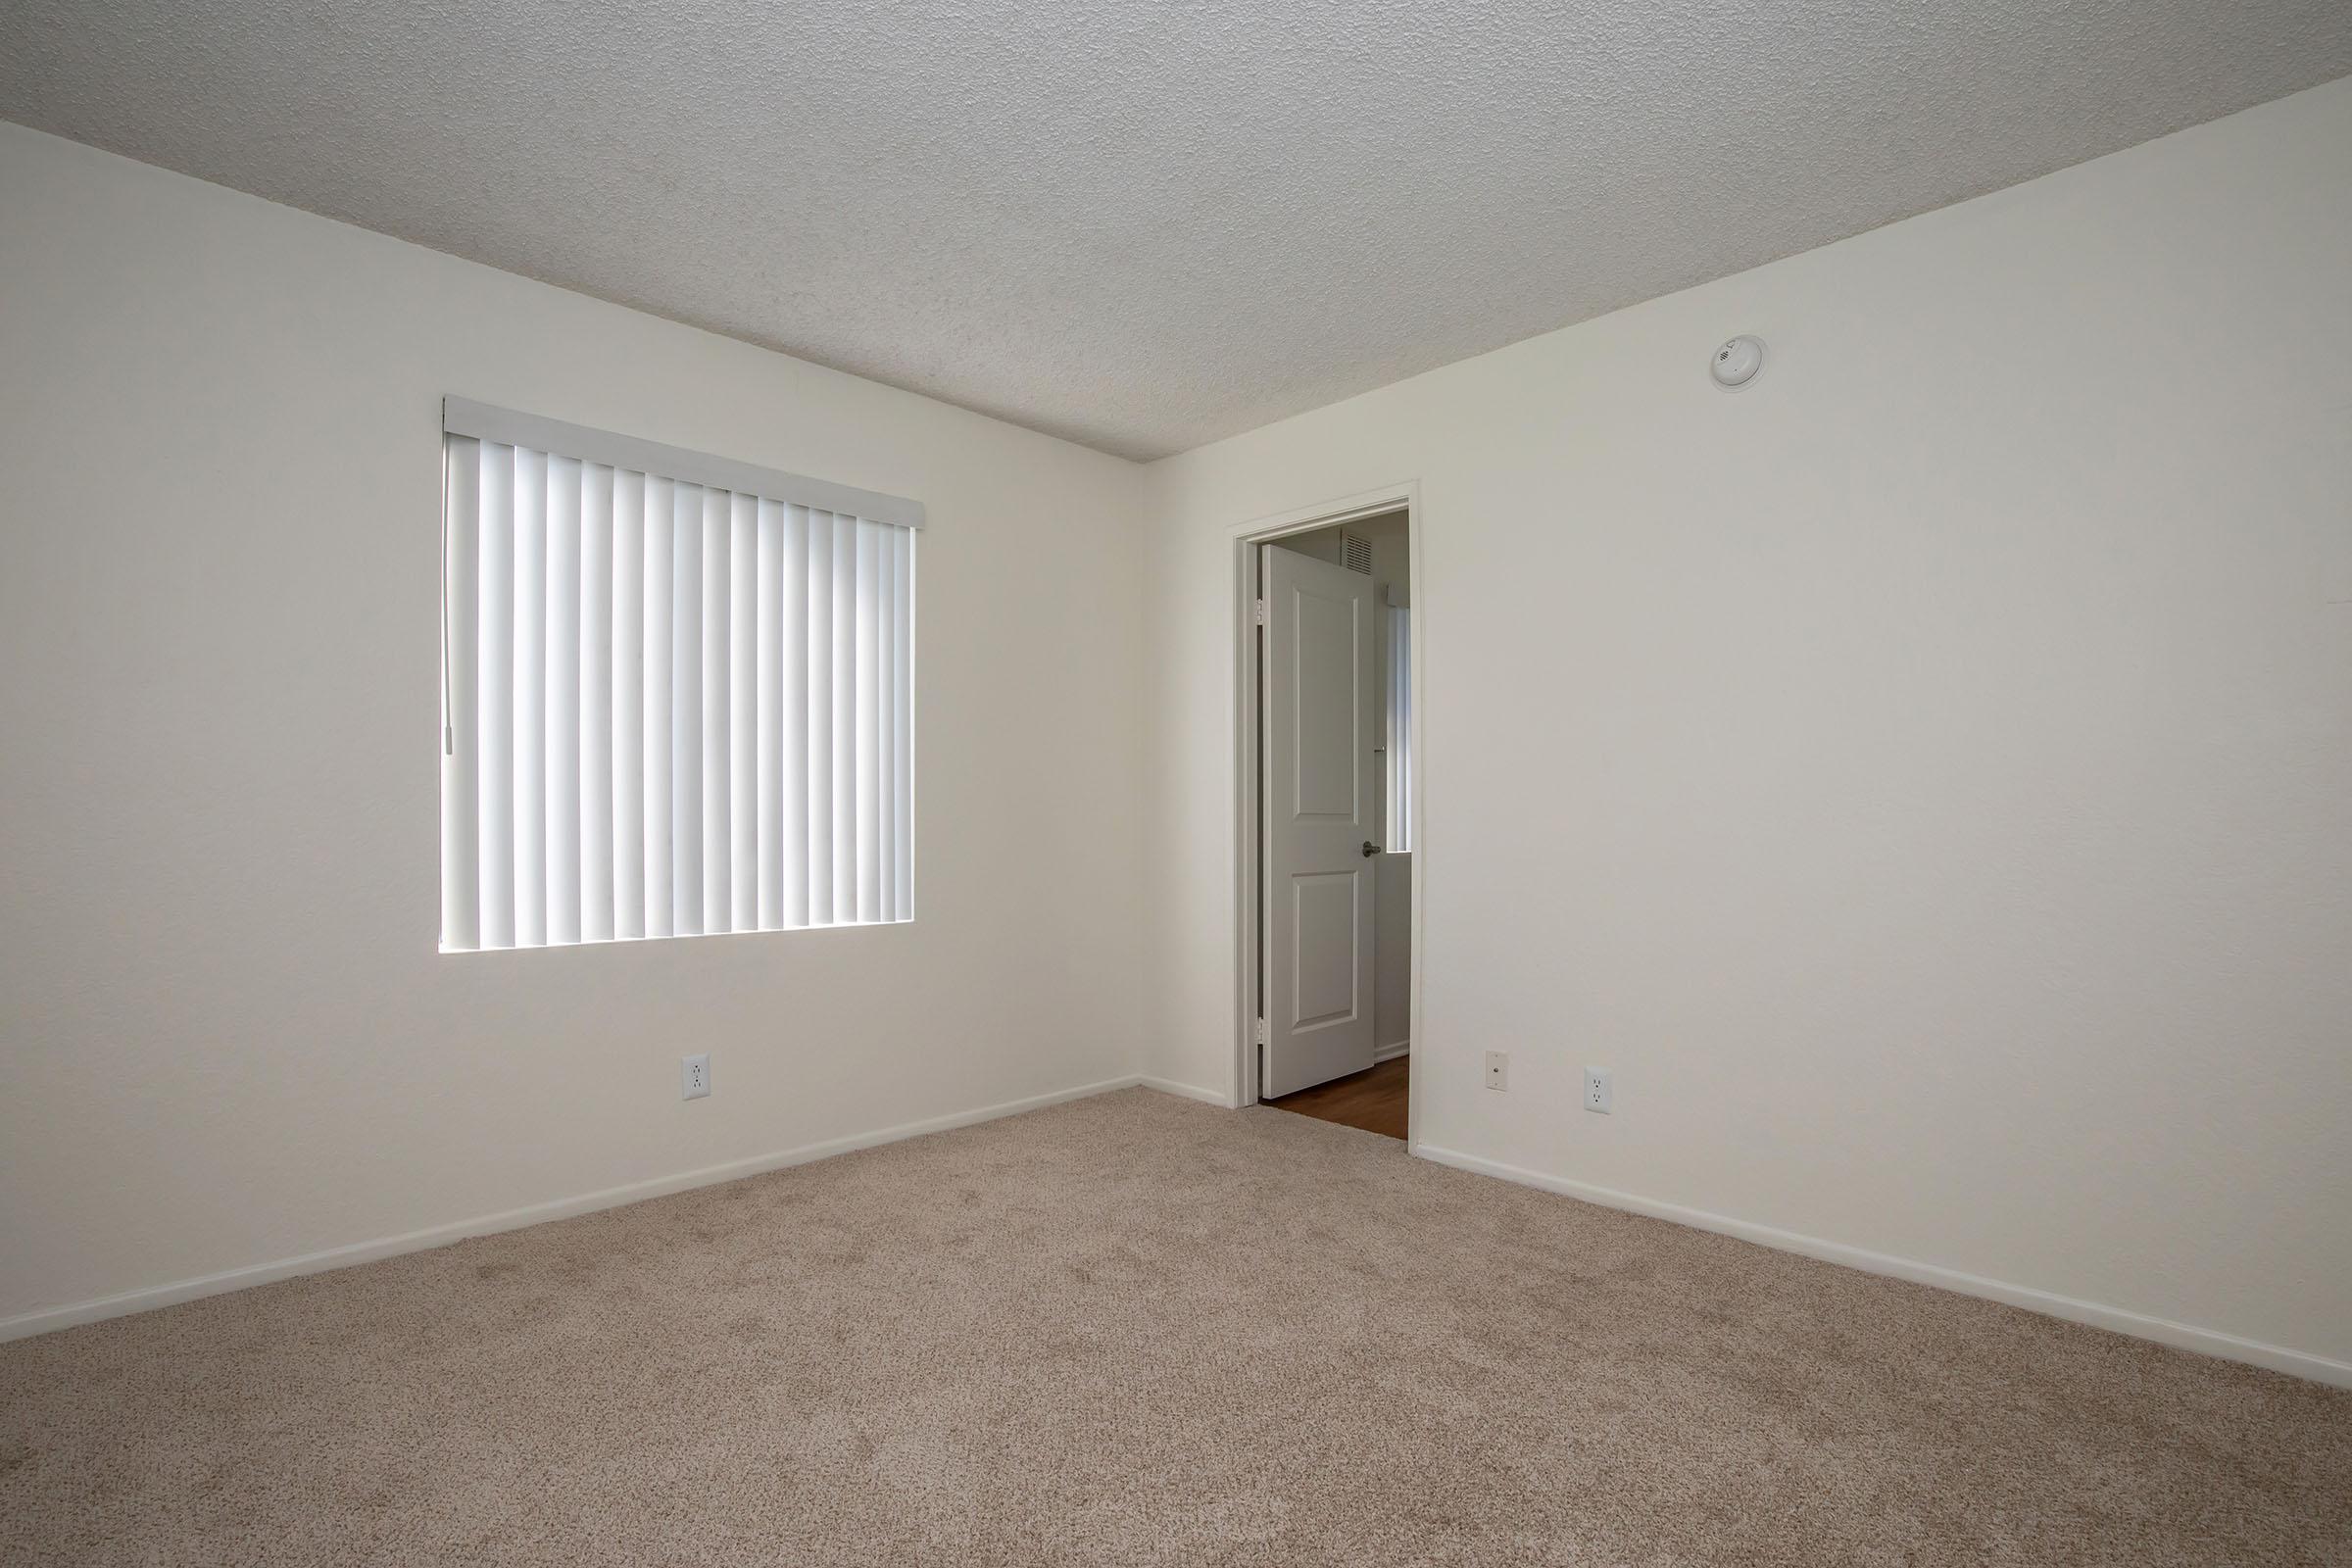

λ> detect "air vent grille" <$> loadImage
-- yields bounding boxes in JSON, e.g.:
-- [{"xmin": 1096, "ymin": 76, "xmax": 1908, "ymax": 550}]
[{"xmin": 1343, "ymin": 534, "xmax": 1372, "ymax": 574}]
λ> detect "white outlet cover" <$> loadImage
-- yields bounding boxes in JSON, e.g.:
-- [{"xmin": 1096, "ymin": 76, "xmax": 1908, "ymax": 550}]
[
  {"xmin": 682, "ymin": 1054, "xmax": 711, "ymax": 1101},
  {"xmin": 1584, "ymin": 1066, "xmax": 1612, "ymax": 1114},
  {"xmin": 1485, "ymin": 1051, "xmax": 1508, "ymax": 1091}
]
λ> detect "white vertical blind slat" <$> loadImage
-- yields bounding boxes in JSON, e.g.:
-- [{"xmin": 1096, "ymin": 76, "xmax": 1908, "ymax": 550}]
[
  {"xmin": 547, "ymin": 456, "xmax": 582, "ymax": 945},
  {"xmin": 440, "ymin": 437, "xmax": 481, "ymax": 952},
  {"xmin": 730, "ymin": 495, "xmax": 760, "ymax": 933},
  {"xmin": 441, "ymin": 434, "xmax": 909, "ymax": 952},
  {"xmin": 579, "ymin": 463, "xmax": 614, "ymax": 943},
  {"xmin": 829, "ymin": 513, "xmax": 857, "ymax": 926},
  {"xmin": 514, "ymin": 446, "xmax": 548, "ymax": 950},
  {"xmin": 672, "ymin": 483, "xmax": 704, "ymax": 937},
  {"xmin": 756, "ymin": 501, "xmax": 783, "ymax": 929},
  {"xmin": 805, "ymin": 513, "xmax": 833, "ymax": 925},
  {"xmin": 700, "ymin": 487, "xmax": 729, "ymax": 935},
  {"xmin": 476, "ymin": 442, "xmax": 516, "ymax": 950},
  {"xmin": 642, "ymin": 476, "xmax": 675, "ymax": 939},
  {"xmin": 893, "ymin": 525, "xmax": 913, "ymax": 918},
  {"xmin": 612, "ymin": 469, "xmax": 646, "ymax": 942},
  {"xmin": 875, "ymin": 519, "xmax": 895, "ymax": 921},
  {"xmin": 855, "ymin": 520, "xmax": 883, "ymax": 923},
  {"xmin": 782, "ymin": 505, "xmax": 810, "ymax": 929}
]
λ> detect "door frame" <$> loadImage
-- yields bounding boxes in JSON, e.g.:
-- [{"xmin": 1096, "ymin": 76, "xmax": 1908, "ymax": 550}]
[{"xmin": 1228, "ymin": 481, "xmax": 1424, "ymax": 1148}]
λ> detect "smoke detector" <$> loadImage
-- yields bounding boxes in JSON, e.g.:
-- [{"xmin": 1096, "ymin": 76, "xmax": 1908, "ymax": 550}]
[{"xmin": 1710, "ymin": 335, "xmax": 1765, "ymax": 391}]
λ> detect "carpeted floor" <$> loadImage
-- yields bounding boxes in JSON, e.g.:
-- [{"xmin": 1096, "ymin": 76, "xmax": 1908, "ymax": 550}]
[{"xmin": 3, "ymin": 1089, "xmax": 2347, "ymax": 1566}]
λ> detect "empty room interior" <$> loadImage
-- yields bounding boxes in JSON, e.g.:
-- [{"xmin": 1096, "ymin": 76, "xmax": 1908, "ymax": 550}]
[{"xmin": 3, "ymin": 4, "xmax": 2350, "ymax": 1563}]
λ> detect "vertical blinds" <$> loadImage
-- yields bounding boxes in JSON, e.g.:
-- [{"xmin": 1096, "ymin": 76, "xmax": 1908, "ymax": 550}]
[{"xmin": 439, "ymin": 404, "xmax": 916, "ymax": 952}]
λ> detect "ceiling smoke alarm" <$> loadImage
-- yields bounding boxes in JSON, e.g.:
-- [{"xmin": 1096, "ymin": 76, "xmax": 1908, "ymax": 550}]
[{"xmin": 1710, "ymin": 335, "xmax": 1765, "ymax": 391}]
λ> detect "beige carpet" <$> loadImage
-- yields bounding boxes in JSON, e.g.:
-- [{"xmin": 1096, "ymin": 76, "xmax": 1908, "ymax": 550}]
[{"xmin": 3, "ymin": 1089, "xmax": 2346, "ymax": 1566}]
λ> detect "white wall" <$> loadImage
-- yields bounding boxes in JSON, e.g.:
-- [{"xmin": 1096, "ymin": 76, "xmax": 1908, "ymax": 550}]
[
  {"xmin": 0, "ymin": 124, "xmax": 1152, "ymax": 1326},
  {"xmin": 1144, "ymin": 78, "xmax": 2352, "ymax": 1374}
]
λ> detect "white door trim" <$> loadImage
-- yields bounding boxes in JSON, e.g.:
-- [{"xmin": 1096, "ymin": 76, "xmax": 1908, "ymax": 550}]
[{"xmin": 1227, "ymin": 482, "xmax": 1424, "ymax": 1148}]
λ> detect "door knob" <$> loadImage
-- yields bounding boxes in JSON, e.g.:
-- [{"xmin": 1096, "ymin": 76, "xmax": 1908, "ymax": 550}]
[{"xmin": 1362, "ymin": 841, "xmax": 1383, "ymax": 858}]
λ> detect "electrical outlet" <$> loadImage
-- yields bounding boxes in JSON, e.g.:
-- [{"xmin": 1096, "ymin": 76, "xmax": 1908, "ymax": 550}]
[
  {"xmin": 1584, "ymin": 1066, "xmax": 1612, "ymax": 1114},
  {"xmin": 681, "ymin": 1054, "xmax": 711, "ymax": 1101},
  {"xmin": 1485, "ymin": 1051, "xmax": 1508, "ymax": 1091}
]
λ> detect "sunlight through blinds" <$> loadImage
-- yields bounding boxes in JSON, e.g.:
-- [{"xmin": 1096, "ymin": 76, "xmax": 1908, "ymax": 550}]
[{"xmin": 440, "ymin": 401, "xmax": 917, "ymax": 952}]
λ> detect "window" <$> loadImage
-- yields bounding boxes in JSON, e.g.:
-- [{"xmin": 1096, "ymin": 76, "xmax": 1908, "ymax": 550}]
[
  {"xmin": 438, "ymin": 399, "xmax": 917, "ymax": 952},
  {"xmin": 1386, "ymin": 599, "xmax": 1411, "ymax": 852}
]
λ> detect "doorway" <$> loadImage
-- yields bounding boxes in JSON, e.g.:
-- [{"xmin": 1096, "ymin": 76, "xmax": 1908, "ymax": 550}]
[{"xmin": 1234, "ymin": 493, "xmax": 1419, "ymax": 1143}]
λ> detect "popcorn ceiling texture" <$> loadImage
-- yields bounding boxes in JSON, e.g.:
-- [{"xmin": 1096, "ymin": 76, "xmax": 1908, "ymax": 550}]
[
  {"xmin": 0, "ymin": 3, "xmax": 2347, "ymax": 460},
  {"xmin": 4, "ymin": 3, "xmax": 2352, "ymax": 461}
]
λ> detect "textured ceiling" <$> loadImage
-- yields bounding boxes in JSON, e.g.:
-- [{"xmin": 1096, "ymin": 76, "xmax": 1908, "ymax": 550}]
[{"xmin": 5, "ymin": 3, "xmax": 2349, "ymax": 460}]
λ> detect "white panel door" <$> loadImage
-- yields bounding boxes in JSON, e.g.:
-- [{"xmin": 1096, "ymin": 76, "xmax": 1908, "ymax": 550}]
[{"xmin": 1261, "ymin": 544, "xmax": 1379, "ymax": 1098}]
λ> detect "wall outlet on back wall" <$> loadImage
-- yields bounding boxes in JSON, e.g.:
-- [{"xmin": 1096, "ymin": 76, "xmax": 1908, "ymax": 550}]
[
  {"xmin": 1485, "ymin": 1051, "xmax": 1507, "ymax": 1091},
  {"xmin": 1584, "ymin": 1066, "xmax": 1612, "ymax": 1114},
  {"xmin": 681, "ymin": 1054, "xmax": 711, "ymax": 1101}
]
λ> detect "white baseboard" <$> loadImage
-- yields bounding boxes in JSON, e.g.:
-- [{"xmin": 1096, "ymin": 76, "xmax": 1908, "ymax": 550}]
[
  {"xmin": 1373, "ymin": 1041, "xmax": 1410, "ymax": 1063},
  {"xmin": 1138, "ymin": 1075, "xmax": 1236, "ymax": 1107},
  {"xmin": 1412, "ymin": 1143, "xmax": 2352, "ymax": 1391},
  {"xmin": 0, "ymin": 1074, "xmax": 1148, "ymax": 1345}
]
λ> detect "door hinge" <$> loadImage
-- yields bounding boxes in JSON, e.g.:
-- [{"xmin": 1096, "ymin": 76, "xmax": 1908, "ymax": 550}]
[
  {"xmin": 1253, "ymin": 598, "xmax": 1267, "ymax": 626},
  {"xmin": 1254, "ymin": 1017, "xmax": 1269, "ymax": 1046}
]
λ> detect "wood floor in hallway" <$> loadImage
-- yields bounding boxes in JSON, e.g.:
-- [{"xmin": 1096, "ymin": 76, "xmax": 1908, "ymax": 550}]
[{"xmin": 1263, "ymin": 1054, "xmax": 1408, "ymax": 1140}]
